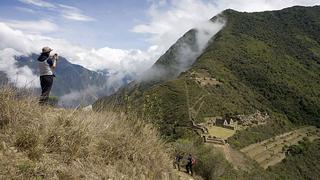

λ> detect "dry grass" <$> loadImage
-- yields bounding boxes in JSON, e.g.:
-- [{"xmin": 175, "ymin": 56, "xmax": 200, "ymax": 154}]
[{"xmin": 0, "ymin": 87, "xmax": 174, "ymax": 179}]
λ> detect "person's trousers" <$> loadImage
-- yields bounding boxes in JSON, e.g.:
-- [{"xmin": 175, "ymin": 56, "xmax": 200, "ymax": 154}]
[
  {"xmin": 186, "ymin": 164, "xmax": 193, "ymax": 175},
  {"xmin": 39, "ymin": 75, "xmax": 53, "ymax": 104}
]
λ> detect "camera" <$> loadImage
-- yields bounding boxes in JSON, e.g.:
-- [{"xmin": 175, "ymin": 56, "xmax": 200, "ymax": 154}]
[{"xmin": 53, "ymin": 53, "xmax": 59, "ymax": 61}]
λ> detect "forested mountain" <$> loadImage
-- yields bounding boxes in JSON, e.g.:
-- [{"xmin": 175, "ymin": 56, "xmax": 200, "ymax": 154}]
[
  {"xmin": 95, "ymin": 6, "xmax": 320, "ymax": 179},
  {"xmin": 96, "ymin": 6, "xmax": 320, "ymax": 137}
]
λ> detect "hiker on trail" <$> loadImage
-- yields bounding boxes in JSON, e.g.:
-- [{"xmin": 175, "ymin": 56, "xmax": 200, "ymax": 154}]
[
  {"xmin": 37, "ymin": 47, "xmax": 58, "ymax": 104},
  {"xmin": 186, "ymin": 154, "xmax": 195, "ymax": 176},
  {"xmin": 173, "ymin": 154, "xmax": 183, "ymax": 171}
]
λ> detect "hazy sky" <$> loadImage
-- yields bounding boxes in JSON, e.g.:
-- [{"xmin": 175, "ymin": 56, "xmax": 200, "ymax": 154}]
[{"xmin": 0, "ymin": 0, "xmax": 319, "ymax": 87}]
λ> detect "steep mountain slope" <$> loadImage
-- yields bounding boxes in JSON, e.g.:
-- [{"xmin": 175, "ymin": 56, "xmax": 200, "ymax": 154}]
[
  {"xmin": 95, "ymin": 6, "xmax": 320, "ymax": 143},
  {"xmin": 139, "ymin": 29, "xmax": 199, "ymax": 83}
]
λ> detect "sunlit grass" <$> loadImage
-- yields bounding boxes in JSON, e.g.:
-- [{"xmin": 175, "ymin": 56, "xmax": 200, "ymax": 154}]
[
  {"xmin": 0, "ymin": 86, "xmax": 174, "ymax": 179},
  {"xmin": 207, "ymin": 126, "xmax": 235, "ymax": 139}
]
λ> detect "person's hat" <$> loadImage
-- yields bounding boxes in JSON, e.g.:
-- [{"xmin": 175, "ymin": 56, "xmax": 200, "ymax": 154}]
[{"xmin": 42, "ymin": 47, "xmax": 53, "ymax": 53}]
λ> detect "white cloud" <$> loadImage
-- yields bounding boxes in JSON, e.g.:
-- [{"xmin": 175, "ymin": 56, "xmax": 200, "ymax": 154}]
[
  {"xmin": 76, "ymin": 46, "xmax": 160, "ymax": 72},
  {"xmin": 133, "ymin": 0, "xmax": 221, "ymax": 53},
  {"xmin": 19, "ymin": 0, "xmax": 95, "ymax": 22},
  {"xmin": 59, "ymin": 4, "xmax": 96, "ymax": 22},
  {"xmin": 59, "ymin": 86, "xmax": 100, "ymax": 107},
  {"xmin": 139, "ymin": 18, "xmax": 226, "ymax": 81},
  {"xmin": 4, "ymin": 20, "xmax": 58, "ymax": 33},
  {"xmin": 0, "ymin": 22, "xmax": 159, "ymax": 87},
  {"xmin": 0, "ymin": 48, "xmax": 39, "ymax": 88},
  {"xmin": 19, "ymin": 0, "xmax": 55, "ymax": 8},
  {"xmin": 133, "ymin": 0, "xmax": 320, "ymax": 53}
]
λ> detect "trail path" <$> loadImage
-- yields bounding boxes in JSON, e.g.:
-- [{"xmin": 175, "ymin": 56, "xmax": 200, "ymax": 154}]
[
  {"xmin": 184, "ymin": 79, "xmax": 208, "ymax": 122},
  {"xmin": 176, "ymin": 170, "xmax": 195, "ymax": 180},
  {"xmin": 213, "ymin": 144, "xmax": 253, "ymax": 171}
]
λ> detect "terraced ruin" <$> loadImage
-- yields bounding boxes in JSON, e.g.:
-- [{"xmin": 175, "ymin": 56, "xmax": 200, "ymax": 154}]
[
  {"xmin": 190, "ymin": 71, "xmax": 222, "ymax": 87},
  {"xmin": 192, "ymin": 120, "xmax": 236, "ymax": 145},
  {"xmin": 240, "ymin": 126, "xmax": 320, "ymax": 169},
  {"xmin": 195, "ymin": 111, "xmax": 270, "ymax": 145}
]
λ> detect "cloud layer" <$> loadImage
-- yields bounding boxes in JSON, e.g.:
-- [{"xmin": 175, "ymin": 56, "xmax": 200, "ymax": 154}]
[
  {"xmin": 0, "ymin": 22, "xmax": 160, "ymax": 87},
  {"xmin": 0, "ymin": 48, "xmax": 39, "ymax": 88}
]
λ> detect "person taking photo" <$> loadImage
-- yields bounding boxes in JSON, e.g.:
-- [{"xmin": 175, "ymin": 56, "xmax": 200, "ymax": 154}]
[{"xmin": 37, "ymin": 47, "xmax": 58, "ymax": 104}]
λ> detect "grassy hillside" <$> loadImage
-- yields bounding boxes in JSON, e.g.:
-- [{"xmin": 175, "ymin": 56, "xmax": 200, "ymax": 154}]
[
  {"xmin": 0, "ymin": 87, "xmax": 173, "ymax": 179},
  {"xmin": 1, "ymin": 87, "xmax": 272, "ymax": 180},
  {"xmin": 199, "ymin": 6, "xmax": 320, "ymax": 125},
  {"xmin": 95, "ymin": 6, "xmax": 320, "ymax": 147}
]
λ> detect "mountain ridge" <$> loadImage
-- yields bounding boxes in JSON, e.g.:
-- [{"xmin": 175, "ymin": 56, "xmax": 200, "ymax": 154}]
[{"xmin": 95, "ymin": 5, "xmax": 320, "ymax": 141}]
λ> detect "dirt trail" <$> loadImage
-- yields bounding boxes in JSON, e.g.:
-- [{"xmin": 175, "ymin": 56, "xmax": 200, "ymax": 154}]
[
  {"xmin": 213, "ymin": 144, "xmax": 253, "ymax": 171},
  {"xmin": 176, "ymin": 170, "xmax": 195, "ymax": 180}
]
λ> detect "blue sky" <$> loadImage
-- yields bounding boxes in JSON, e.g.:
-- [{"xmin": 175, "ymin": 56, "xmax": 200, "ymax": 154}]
[{"xmin": 0, "ymin": 0, "xmax": 151, "ymax": 49}]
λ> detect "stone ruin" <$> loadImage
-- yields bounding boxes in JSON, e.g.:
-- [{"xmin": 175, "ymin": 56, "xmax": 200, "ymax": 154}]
[{"xmin": 236, "ymin": 110, "xmax": 270, "ymax": 128}]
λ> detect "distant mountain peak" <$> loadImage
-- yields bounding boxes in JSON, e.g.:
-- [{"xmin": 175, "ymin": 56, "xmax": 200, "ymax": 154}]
[{"xmin": 1, "ymin": 54, "xmax": 134, "ymax": 107}]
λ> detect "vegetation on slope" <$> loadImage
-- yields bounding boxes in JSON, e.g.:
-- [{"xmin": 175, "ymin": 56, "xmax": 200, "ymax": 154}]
[
  {"xmin": 199, "ymin": 6, "xmax": 320, "ymax": 125},
  {"xmin": 268, "ymin": 139, "xmax": 320, "ymax": 180},
  {"xmin": 94, "ymin": 6, "xmax": 320, "ymax": 179},
  {"xmin": 96, "ymin": 6, "xmax": 320, "ymax": 146},
  {"xmin": 0, "ymin": 87, "xmax": 173, "ymax": 179}
]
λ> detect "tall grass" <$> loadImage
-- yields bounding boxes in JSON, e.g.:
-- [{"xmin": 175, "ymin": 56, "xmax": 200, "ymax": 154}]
[{"xmin": 0, "ymin": 87, "xmax": 174, "ymax": 179}]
